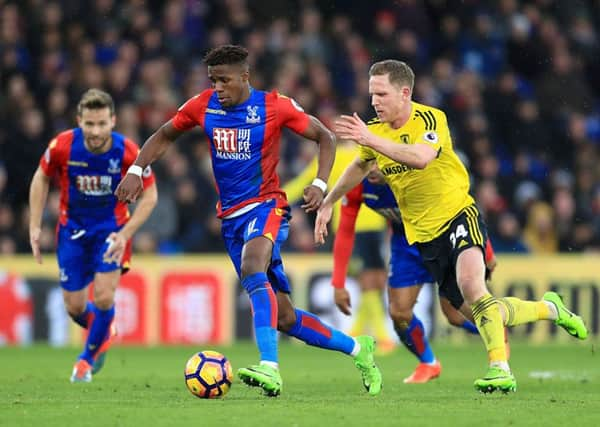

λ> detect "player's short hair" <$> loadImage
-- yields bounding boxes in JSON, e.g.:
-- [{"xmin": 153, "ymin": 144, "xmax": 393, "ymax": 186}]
[
  {"xmin": 369, "ymin": 60, "xmax": 415, "ymax": 92},
  {"xmin": 77, "ymin": 89, "xmax": 115, "ymax": 116},
  {"xmin": 203, "ymin": 45, "xmax": 249, "ymax": 67}
]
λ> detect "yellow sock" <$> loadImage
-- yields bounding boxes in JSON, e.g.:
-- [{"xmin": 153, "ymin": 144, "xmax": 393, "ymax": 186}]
[
  {"xmin": 349, "ymin": 291, "xmax": 370, "ymax": 336},
  {"xmin": 497, "ymin": 297, "xmax": 552, "ymax": 326},
  {"xmin": 471, "ymin": 294, "xmax": 506, "ymax": 363},
  {"xmin": 362, "ymin": 290, "xmax": 390, "ymax": 341}
]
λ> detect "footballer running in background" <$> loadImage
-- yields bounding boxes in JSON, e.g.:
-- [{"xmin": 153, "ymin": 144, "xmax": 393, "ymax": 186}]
[
  {"xmin": 115, "ymin": 45, "xmax": 382, "ymax": 397},
  {"xmin": 29, "ymin": 89, "xmax": 158, "ymax": 383}
]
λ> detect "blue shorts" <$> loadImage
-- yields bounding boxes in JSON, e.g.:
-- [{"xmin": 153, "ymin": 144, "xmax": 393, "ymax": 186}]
[
  {"xmin": 56, "ymin": 224, "xmax": 122, "ymax": 292},
  {"xmin": 221, "ymin": 199, "xmax": 292, "ymax": 294},
  {"xmin": 388, "ymin": 227, "xmax": 433, "ymax": 288}
]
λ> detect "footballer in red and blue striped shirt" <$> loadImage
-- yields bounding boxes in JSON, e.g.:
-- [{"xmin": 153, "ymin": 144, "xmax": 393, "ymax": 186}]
[
  {"xmin": 115, "ymin": 45, "xmax": 383, "ymax": 397},
  {"xmin": 30, "ymin": 89, "xmax": 157, "ymax": 382}
]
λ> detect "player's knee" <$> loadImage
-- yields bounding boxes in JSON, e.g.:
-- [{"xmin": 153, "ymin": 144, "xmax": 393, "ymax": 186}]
[
  {"xmin": 240, "ymin": 259, "xmax": 267, "ymax": 278},
  {"xmin": 64, "ymin": 296, "xmax": 86, "ymax": 318},
  {"xmin": 66, "ymin": 304, "xmax": 86, "ymax": 320},
  {"xmin": 93, "ymin": 291, "xmax": 115, "ymax": 310},
  {"xmin": 457, "ymin": 276, "xmax": 488, "ymax": 304},
  {"xmin": 389, "ymin": 305, "xmax": 413, "ymax": 326}
]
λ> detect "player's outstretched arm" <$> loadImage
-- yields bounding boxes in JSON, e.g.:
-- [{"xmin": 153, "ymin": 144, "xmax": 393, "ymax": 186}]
[
  {"xmin": 28, "ymin": 167, "xmax": 51, "ymax": 264},
  {"xmin": 314, "ymin": 158, "xmax": 371, "ymax": 245},
  {"xmin": 298, "ymin": 115, "xmax": 336, "ymax": 212},
  {"xmin": 323, "ymin": 158, "xmax": 372, "ymax": 210},
  {"xmin": 336, "ymin": 113, "xmax": 438, "ymax": 169},
  {"xmin": 115, "ymin": 120, "xmax": 184, "ymax": 203}
]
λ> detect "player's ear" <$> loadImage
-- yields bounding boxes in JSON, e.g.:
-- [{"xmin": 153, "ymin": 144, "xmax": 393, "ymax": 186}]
[
  {"xmin": 240, "ymin": 63, "xmax": 250, "ymax": 82},
  {"xmin": 110, "ymin": 113, "xmax": 116, "ymax": 128}
]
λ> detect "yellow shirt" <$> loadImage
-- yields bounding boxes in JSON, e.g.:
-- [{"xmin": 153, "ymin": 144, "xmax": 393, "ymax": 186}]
[
  {"xmin": 284, "ymin": 143, "xmax": 386, "ymax": 232},
  {"xmin": 359, "ymin": 101, "xmax": 474, "ymax": 244}
]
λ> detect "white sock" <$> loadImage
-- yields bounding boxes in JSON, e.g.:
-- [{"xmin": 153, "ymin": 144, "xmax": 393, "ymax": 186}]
[
  {"xmin": 490, "ymin": 361, "xmax": 511, "ymax": 373},
  {"xmin": 350, "ymin": 339, "xmax": 361, "ymax": 357},
  {"xmin": 260, "ymin": 360, "xmax": 279, "ymax": 370},
  {"xmin": 544, "ymin": 301, "xmax": 558, "ymax": 320}
]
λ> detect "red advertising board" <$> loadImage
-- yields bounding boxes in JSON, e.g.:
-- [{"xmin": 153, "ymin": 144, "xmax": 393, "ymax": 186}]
[
  {"xmin": 160, "ymin": 272, "xmax": 224, "ymax": 344},
  {"xmin": 114, "ymin": 271, "xmax": 148, "ymax": 344},
  {"xmin": 0, "ymin": 272, "xmax": 33, "ymax": 344}
]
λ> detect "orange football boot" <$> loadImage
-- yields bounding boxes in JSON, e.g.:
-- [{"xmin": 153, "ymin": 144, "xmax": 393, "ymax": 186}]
[{"xmin": 403, "ymin": 361, "xmax": 442, "ymax": 384}]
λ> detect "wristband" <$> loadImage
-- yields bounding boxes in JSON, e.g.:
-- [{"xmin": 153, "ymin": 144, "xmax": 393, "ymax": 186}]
[
  {"xmin": 127, "ymin": 165, "xmax": 143, "ymax": 177},
  {"xmin": 311, "ymin": 178, "xmax": 327, "ymax": 192}
]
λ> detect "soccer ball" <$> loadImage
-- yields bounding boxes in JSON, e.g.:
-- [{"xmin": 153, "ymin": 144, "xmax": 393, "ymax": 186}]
[{"xmin": 184, "ymin": 350, "xmax": 233, "ymax": 399}]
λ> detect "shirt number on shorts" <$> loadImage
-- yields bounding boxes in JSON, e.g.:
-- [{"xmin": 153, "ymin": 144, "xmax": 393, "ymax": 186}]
[{"xmin": 449, "ymin": 224, "xmax": 468, "ymax": 248}]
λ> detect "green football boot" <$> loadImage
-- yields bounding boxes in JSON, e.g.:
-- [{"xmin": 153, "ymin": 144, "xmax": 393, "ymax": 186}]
[
  {"xmin": 238, "ymin": 364, "xmax": 282, "ymax": 397},
  {"xmin": 543, "ymin": 292, "xmax": 588, "ymax": 340},
  {"xmin": 353, "ymin": 336, "xmax": 383, "ymax": 396},
  {"xmin": 474, "ymin": 366, "xmax": 516, "ymax": 394}
]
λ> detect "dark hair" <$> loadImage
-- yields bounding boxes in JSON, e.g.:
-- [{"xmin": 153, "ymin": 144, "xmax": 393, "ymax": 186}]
[
  {"xmin": 77, "ymin": 88, "xmax": 115, "ymax": 116},
  {"xmin": 203, "ymin": 45, "xmax": 249, "ymax": 67},
  {"xmin": 369, "ymin": 60, "xmax": 415, "ymax": 92}
]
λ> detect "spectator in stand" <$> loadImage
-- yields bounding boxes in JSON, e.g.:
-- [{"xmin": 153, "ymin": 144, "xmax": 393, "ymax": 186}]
[
  {"xmin": 523, "ymin": 202, "xmax": 558, "ymax": 253},
  {"xmin": 489, "ymin": 211, "xmax": 529, "ymax": 254}
]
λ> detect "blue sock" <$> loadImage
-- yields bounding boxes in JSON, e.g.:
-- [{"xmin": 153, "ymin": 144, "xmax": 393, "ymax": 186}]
[
  {"xmin": 242, "ymin": 272, "xmax": 278, "ymax": 364},
  {"xmin": 70, "ymin": 301, "xmax": 94, "ymax": 329},
  {"xmin": 395, "ymin": 315, "xmax": 435, "ymax": 364},
  {"xmin": 286, "ymin": 309, "xmax": 355, "ymax": 355},
  {"xmin": 460, "ymin": 320, "xmax": 479, "ymax": 334},
  {"xmin": 79, "ymin": 304, "xmax": 115, "ymax": 364}
]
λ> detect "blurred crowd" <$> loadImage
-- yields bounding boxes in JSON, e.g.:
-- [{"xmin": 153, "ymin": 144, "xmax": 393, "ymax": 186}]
[{"xmin": 1, "ymin": 0, "xmax": 600, "ymax": 256}]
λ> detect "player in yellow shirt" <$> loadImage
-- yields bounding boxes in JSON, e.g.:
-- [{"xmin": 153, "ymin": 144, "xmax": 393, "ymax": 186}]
[
  {"xmin": 284, "ymin": 142, "xmax": 394, "ymax": 353},
  {"xmin": 315, "ymin": 59, "xmax": 588, "ymax": 393}
]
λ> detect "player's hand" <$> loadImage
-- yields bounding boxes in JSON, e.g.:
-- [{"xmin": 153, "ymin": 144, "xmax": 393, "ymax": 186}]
[
  {"xmin": 335, "ymin": 113, "xmax": 370, "ymax": 146},
  {"xmin": 302, "ymin": 185, "xmax": 324, "ymax": 212},
  {"xmin": 115, "ymin": 174, "xmax": 143, "ymax": 203},
  {"xmin": 103, "ymin": 232, "xmax": 126, "ymax": 264},
  {"xmin": 29, "ymin": 226, "xmax": 42, "ymax": 264},
  {"xmin": 314, "ymin": 203, "xmax": 333, "ymax": 245},
  {"xmin": 334, "ymin": 288, "xmax": 352, "ymax": 315}
]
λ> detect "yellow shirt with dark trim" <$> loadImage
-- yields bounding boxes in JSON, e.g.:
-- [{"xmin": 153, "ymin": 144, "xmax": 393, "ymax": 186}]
[
  {"xmin": 358, "ymin": 101, "xmax": 474, "ymax": 244},
  {"xmin": 283, "ymin": 143, "xmax": 386, "ymax": 232}
]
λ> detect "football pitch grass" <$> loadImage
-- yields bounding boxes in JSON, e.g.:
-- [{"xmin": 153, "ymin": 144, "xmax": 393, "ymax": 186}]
[{"xmin": 1, "ymin": 340, "xmax": 598, "ymax": 427}]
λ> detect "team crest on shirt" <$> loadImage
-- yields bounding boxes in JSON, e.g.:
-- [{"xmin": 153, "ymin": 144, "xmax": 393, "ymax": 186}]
[
  {"xmin": 246, "ymin": 105, "xmax": 261, "ymax": 124},
  {"xmin": 422, "ymin": 131, "xmax": 439, "ymax": 144},
  {"xmin": 108, "ymin": 158, "xmax": 121, "ymax": 173}
]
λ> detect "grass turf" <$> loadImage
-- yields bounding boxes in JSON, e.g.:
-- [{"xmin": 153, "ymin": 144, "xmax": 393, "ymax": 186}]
[{"xmin": 1, "ymin": 340, "xmax": 598, "ymax": 427}]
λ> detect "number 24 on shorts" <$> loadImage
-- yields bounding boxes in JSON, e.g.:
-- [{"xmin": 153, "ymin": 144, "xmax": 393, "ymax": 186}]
[{"xmin": 449, "ymin": 224, "xmax": 468, "ymax": 248}]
